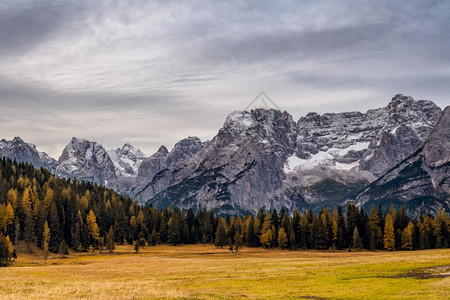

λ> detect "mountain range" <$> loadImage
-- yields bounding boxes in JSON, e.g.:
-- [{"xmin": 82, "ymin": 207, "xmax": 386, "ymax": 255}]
[{"xmin": 1, "ymin": 94, "xmax": 448, "ymax": 216}]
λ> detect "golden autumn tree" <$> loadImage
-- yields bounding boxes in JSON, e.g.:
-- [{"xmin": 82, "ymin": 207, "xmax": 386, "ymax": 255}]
[
  {"xmin": 22, "ymin": 187, "xmax": 34, "ymax": 253},
  {"xmin": 43, "ymin": 221, "xmax": 50, "ymax": 263},
  {"xmin": 277, "ymin": 228, "xmax": 288, "ymax": 249},
  {"xmin": 86, "ymin": 210, "xmax": 100, "ymax": 248},
  {"xmin": 401, "ymin": 221, "xmax": 414, "ymax": 250},
  {"xmin": 384, "ymin": 214, "xmax": 395, "ymax": 251}
]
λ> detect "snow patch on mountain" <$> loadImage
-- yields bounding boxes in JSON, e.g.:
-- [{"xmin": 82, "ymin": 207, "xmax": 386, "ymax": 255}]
[
  {"xmin": 284, "ymin": 142, "xmax": 370, "ymax": 173},
  {"xmin": 284, "ymin": 152, "xmax": 333, "ymax": 172},
  {"xmin": 107, "ymin": 143, "xmax": 146, "ymax": 178}
]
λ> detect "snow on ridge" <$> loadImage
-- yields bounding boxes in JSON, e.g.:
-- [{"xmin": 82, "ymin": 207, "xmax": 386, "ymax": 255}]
[{"xmin": 284, "ymin": 142, "xmax": 370, "ymax": 173}]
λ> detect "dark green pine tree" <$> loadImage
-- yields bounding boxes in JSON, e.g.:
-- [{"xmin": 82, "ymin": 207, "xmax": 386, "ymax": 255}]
[
  {"xmin": 107, "ymin": 226, "xmax": 115, "ymax": 254},
  {"xmin": 186, "ymin": 208, "xmax": 196, "ymax": 244},
  {"xmin": 72, "ymin": 211, "xmax": 83, "ymax": 251},
  {"xmin": 168, "ymin": 217, "xmax": 181, "ymax": 246},
  {"xmin": 368, "ymin": 205, "xmax": 382, "ymax": 250},
  {"xmin": 246, "ymin": 218, "xmax": 257, "ymax": 247},
  {"xmin": 352, "ymin": 226, "xmax": 363, "ymax": 251},
  {"xmin": 345, "ymin": 204, "xmax": 359, "ymax": 247},
  {"xmin": 215, "ymin": 217, "xmax": 228, "ymax": 248},
  {"xmin": 159, "ymin": 217, "xmax": 168, "ymax": 243},
  {"xmin": 114, "ymin": 207, "xmax": 129, "ymax": 245},
  {"xmin": 49, "ymin": 201, "xmax": 62, "ymax": 253}
]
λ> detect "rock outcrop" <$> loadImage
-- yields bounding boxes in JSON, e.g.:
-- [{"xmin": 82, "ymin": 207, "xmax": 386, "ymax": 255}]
[{"xmin": 56, "ymin": 138, "xmax": 117, "ymax": 187}]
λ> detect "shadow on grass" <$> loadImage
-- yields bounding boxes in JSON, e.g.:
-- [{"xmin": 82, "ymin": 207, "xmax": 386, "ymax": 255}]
[{"xmin": 388, "ymin": 265, "xmax": 450, "ymax": 279}]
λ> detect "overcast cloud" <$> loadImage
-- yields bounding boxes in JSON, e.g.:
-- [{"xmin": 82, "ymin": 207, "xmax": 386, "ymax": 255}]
[{"xmin": 1, "ymin": 0, "xmax": 449, "ymax": 157}]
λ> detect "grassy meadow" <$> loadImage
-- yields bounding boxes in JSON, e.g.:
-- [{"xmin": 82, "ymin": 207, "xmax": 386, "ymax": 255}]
[{"xmin": 0, "ymin": 245, "xmax": 449, "ymax": 299}]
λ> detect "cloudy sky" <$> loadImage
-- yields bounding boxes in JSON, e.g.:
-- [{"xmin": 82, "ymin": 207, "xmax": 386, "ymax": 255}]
[{"xmin": 1, "ymin": 0, "xmax": 449, "ymax": 158}]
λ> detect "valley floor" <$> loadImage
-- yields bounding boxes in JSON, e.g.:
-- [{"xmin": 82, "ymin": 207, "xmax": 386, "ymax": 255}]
[{"xmin": 0, "ymin": 245, "xmax": 449, "ymax": 299}]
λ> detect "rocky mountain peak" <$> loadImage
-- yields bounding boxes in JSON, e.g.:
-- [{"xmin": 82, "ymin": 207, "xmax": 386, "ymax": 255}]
[
  {"xmin": 224, "ymin": 111, "xmax": 257, "ymax": 133},
  {"xmin": 56, "ymin": 137, "xmax": 116, "ymax": 186},
  {"xmin": 172, "ymin": 137, "xmax": 203, "ymax": 153},
  {"xmin": 136, "ymin": 136, "xmax": 206, "ymax": 186},
  {"xmin": 154, "ymin": 145, "xmax": 169, "ymax": 157},
  {"xmin": 224, "ymin": 109, "xmax": 295, "ymax": 134},
  {"xmin": 107, "ymin": 143, "xmax": 147, "ymax": 179},
  {"xmin": 119, "ymin": 143, "xmax": 146, "ymax": 159},
  {"xmin": 12, "ymin": 136, "xmax": 25, "ymax": 144},
  {"xmin": 221, "ymin": 108, "xmax": 297, "ymax": 154},
  {"xmin": 0, "ymin": 136, "xmax": 57, "ymax": 171},
  {"xmin": 388, "ymin": 93, "xmax": 414, "ymax": 106}
]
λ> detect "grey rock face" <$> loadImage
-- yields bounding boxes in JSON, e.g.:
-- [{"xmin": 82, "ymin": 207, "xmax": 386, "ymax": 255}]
[
  {"xmin": 0, "ymin": 137, "xmax": 57, "ymax": 171},
  {"xmin": 422, "ymin": 106, "xmax": 450, "ymax": 195},
  {"xmin": 359, "ymin": 95, "xmax": 442, "ymax": 176},
  {"xmin": 133, "ymin": 109, "xmax": 298, "ymax": 214},
  {"xmin": 356, "ymin": 106, "xmax": 450, "ymax": 216},
  {"xmin": 133, "ymin": 136, "xmax": 208, "ymax": 201},
  {"xmin": 56, "ymin": 137, "xmax": 117, "ymax": 186},
  {"xmin": 137, "ymin": 137, "xmax": 206, "ymax": 183}
]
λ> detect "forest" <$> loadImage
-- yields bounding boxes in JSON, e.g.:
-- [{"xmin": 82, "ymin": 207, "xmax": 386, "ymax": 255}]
[{"xmin": 0, "ymin": 157, "xmax": 449, "ymax": 266}]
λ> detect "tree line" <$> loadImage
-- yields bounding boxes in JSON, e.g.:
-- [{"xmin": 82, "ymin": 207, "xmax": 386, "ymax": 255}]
[{"xmin": 0, "ymin": 158, "xmax": 449, "ymax": 265}]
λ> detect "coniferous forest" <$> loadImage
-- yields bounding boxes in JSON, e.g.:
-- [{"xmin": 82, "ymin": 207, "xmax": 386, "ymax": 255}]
[{"xmin": 0, "ymin": 158, "xmax": 449, "ymax": 266}]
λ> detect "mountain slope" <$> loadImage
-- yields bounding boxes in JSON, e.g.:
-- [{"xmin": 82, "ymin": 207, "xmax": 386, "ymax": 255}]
[{"xmin": 356, "ymin": 106, "xmax": 450, "ymax": 216}]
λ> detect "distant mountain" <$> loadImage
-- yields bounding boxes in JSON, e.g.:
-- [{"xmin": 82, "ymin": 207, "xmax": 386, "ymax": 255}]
[
  {"xmin": 355, "ymin": 106, "xmax": 450, "ymax": 216},
  {"xmin": 2, "ymin": 94, "xmax": 447, "ymax": 216},
  {"xmin": 0, "ymin": 137, "xmax": 57, "ymax": 171},
  {"xmin": 56, "ymin": 137, "xmax": 118, "ymax": 186},
  {"xmin": 0, "ymin": 136, "xmax": 147, "ymax": 190}
]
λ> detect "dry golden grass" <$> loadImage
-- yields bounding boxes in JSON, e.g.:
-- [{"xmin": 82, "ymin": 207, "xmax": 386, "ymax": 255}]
[{"xmin": 1, "ymin": 245, "xmax": 449, "ymax": 299}]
